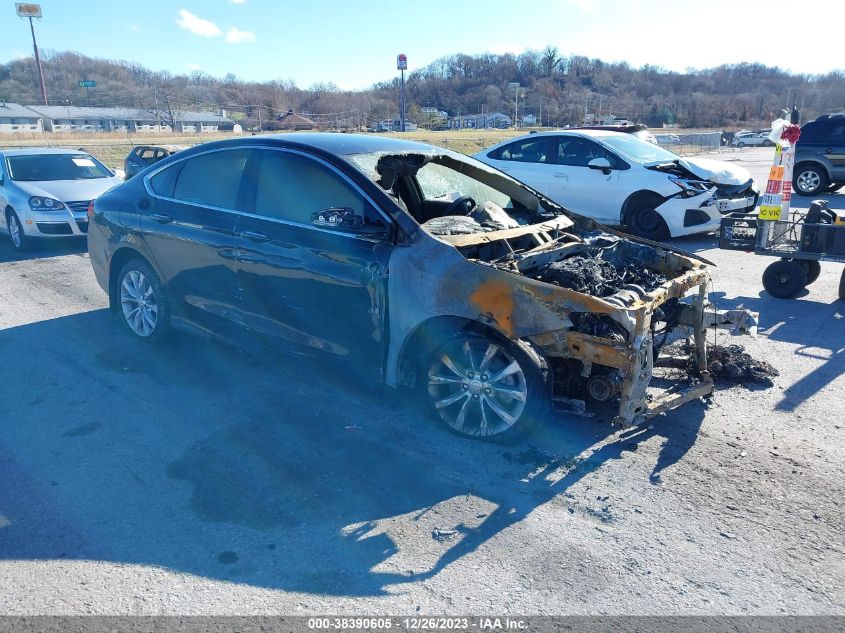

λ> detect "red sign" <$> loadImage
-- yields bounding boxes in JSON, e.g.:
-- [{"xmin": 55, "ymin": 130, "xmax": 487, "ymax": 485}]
[{"xmin": 397, "ymin": 54, "xmax": 407, "ymax": 70}]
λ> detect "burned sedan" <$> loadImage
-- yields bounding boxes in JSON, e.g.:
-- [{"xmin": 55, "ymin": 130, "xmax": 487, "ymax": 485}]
[{"xmin": 88, "ymin": 134, "xmax": 737, "ymax": 442}]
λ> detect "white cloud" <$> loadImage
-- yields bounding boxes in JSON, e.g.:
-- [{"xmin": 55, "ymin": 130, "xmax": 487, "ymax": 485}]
[
  {"xmin": 229, "ymin": 0, "xmax": 246, "ymax": 4},
  {"xmin": 12, "ymin": 50, "xmax": 28, "ymax": 60},
  {"xmin": 225, "ymin": 27, "xmax": 255, "ymax": 43},
  {"xmin": 186, "ymin": 63, "xmax": 203, "ymax": 72},
  {"xmin": 176, "ymin": 9, "xmax": 222, "ymax": 37}
]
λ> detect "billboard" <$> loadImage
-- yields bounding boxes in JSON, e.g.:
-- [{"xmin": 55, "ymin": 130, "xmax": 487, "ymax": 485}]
[{"xmin": 15, "ymin": 3, "xmax": 42, "ymax": 18}]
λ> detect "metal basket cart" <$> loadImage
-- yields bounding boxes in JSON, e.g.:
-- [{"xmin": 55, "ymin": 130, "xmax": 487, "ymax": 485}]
[{"xmin": 720, "ymin": 203, "xmax": 845, "ymax": 299}]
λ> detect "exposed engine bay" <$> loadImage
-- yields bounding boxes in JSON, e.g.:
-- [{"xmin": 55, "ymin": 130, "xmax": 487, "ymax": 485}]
[{"xmin": 358, "ymin": 150, "xmax": 758, "ymax": 425}]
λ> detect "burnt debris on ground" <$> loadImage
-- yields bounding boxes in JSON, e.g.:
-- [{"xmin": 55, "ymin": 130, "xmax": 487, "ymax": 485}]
[
  {"xmin": 532, "ymin": 253, "xmax": 668, "ymax": 297},
  {"xmin": 659, "ymin": 341, "xmax": 779, "ymax": 387},
  {"xmin": 705, "ymin": 344, "xmax": 779, "ymax": 385}
]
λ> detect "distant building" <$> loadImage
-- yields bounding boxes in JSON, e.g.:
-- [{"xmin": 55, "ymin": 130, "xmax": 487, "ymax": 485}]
[
  {"xmin": 376, "ymin": 119, "xmax": 418, "ymax": 132},
  {"xmin": 275, "ymin": 109, "xmax": 317, "ymax": 131},
  {"xmin": 0, "ymin": 103, "xmax": 44, "ymax": 134},
  {"xmin": 447, "ymin": 112, "xmax": 512, "ymax": 129},
  {"xmin": 420, "ymin": 107, "xmax": 448, "ymax": 120},
  {"xmin": 16, "ymin": 105, "xmax": 232, "ymax": 133}
]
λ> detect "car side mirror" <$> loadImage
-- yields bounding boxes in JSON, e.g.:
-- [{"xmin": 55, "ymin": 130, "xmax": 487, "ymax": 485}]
[
  {"xmin": 311, "ymin": 207, "xmax": 388, "ymax": 237},
  {"xmin": 587, "ymin": 157, "xmax": 612, "ymax": 174}
]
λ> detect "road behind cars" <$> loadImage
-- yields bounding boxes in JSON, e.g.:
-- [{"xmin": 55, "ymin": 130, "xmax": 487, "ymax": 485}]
[{"xmin": 0, "ymin": 148, "xmax": 842, "ymax": 615}]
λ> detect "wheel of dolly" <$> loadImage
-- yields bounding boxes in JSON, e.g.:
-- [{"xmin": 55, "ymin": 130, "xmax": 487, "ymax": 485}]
[
  {"xmin": 762, "ymin": 259, "xmax": 808, "ymax": 299},
  {"xmin": 799, "ymin": 260, "xmax": 821, "ymax": 285},
  {"xmin": 116, "ymin": 258, "xmax": 171, "ymax": 341},
  {"xmin": 425, "ymin": 332, "xmax": 549, "ymax": 443},
  {"xmin": 839, "ymin": 268, "xmax": 845, "ymax": 301}
]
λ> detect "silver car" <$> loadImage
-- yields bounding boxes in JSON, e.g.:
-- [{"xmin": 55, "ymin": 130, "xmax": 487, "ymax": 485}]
[{"xmin": 0, "ymin": 148, "xmax": 123, "ymax": 251}]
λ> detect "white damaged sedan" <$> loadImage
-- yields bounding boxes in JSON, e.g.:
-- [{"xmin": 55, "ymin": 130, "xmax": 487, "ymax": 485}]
[
  {"xmin": 0, "ymin": 148, "xmax": 123, "ymax": 252},
  {"xmin": 474, "ymin": 129, "xmax": 757, "ymax": 240}
]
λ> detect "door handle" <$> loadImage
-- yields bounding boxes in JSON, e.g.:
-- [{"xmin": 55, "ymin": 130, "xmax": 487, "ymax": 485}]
[
  {"xmin": 151, "ymin": 213, "xmax": 172, "ymax": 223},
  {"xmin": 241, "ymin": 230, "xmax": 270, "ymax": 243}
]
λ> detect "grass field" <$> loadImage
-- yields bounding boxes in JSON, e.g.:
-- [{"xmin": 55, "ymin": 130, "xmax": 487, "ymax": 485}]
[{"xmin": 0, "ymin": 128, "xmax": 719, "ymax": 170}]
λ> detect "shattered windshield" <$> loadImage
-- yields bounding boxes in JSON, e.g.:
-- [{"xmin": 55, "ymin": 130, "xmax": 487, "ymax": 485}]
[
  {"xmin": 598, "ymin": 134, "xmax": 679, "ymax": 164},
  {"xmin": 348, "ymin": 150, "xmax": 565, "ymax": 236}
]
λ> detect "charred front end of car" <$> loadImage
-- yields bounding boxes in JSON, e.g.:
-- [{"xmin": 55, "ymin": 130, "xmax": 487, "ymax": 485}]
[{"xmin": 437, "ymin": 221, "xmax": 714, "ymax": 425}]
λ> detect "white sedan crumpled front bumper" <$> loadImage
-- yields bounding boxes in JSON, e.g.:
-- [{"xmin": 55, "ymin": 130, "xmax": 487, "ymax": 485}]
[{"xmin": 656, "ymin": 188, "xmax": 756, "ymax": 237}]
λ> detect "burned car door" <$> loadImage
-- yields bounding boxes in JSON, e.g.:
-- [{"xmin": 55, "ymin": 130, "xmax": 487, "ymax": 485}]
[
  {"xmin": 234, "ymin": 148, "xmax": 392, "ymax": 366},
  {"xmin": 141, "ymin": 147, "xmax": 251, "ymax": 331}
]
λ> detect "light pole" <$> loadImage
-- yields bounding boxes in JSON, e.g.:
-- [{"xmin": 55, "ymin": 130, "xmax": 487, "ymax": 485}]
[
  {"xmin": 508, "ymin": 82, "xmax": 520, "ymax": 129},
  {"xmin": 397, "ymin": 54, "xmax": 407, "ymax": 132},
  {"xmin": 16, "ymin": 4, "xmax": 48, "ymax": 106}
]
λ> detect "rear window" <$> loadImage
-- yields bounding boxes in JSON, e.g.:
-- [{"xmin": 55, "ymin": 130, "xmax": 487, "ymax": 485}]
[{"xmin": 7, "ymin": 154, "xmax": 112, "ymax": 181}]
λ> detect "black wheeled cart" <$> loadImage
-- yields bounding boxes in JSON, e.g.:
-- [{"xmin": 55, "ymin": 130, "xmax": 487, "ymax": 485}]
[{"xmin": 720, "ymin": 200, "xmax": 845, "ymax": 299}]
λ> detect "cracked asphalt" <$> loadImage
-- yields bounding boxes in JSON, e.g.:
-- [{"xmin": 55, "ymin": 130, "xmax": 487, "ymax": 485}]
[{"xmin": 0, "ymin": 147, "xmax": 842, "ymax": 615}]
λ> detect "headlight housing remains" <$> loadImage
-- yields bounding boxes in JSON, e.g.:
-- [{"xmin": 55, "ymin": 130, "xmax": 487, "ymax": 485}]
[
  {"xmin": 669, "ymin": 177, "xmax": 712, "ymax": 198},
  {"xmin": 28, "ymin": 197, "xmax": 66, "ymax": 211}
]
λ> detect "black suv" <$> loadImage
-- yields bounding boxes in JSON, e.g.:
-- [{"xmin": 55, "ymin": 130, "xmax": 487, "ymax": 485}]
[
  {"xmin": 123, "ymin": 145, "xmax": 187, "ymax": 180},
  {"xmin": 793, "ymin": 114, "xmax": 845, "ymax": 196}
]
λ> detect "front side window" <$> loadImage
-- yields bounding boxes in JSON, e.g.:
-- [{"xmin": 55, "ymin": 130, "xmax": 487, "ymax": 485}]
[
  {"xmin": 253, "ymin": 150, "xmax": 384, "ymax": 228},
  {"xmin": 557, "ymin": 137, "xmax": 623, "ymax": 169},
  {"xmin": 171, "ymin": 149, "xmax": 251, "ymax": 210},
  {"xmin": 7, "ymin": 154, "xmax": 112, "ymax": 181},
  {"xmin": 492, "ymin": 138, "xmax": 552, "ymax": 163}
]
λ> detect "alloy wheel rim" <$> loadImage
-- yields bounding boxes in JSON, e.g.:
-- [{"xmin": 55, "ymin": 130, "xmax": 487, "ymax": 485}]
[
  {"xmin": 9, "ymin": 215, "xmax": 21, "ymax": 248},
  {"xmin": 797, "ymin": 171, "xmax": 820, "ymax": 193},
  {"xmin": 120, "ymin": 270, "xmax": 158, "ymax": 336},
  {"xmin": 428, "ymin": 339, "xmax": 527, "ymax": 437}
]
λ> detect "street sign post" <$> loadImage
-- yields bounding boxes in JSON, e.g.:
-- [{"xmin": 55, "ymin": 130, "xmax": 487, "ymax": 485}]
[
  {"xmin": 16, "ymin": 3, "xmax": 47, "ymax": 106},
  {"xmin": 78, "ymin": 80, "xmax": 96, "ymax": 104},
  {"xmin": 397, "ymin": 54, "xmax": 407, "ymax": 132}
]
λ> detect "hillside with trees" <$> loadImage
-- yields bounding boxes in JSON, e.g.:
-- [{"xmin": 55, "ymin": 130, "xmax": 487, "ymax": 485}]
[{"xmin": 1, "ymin": 48, "xmax": 843, "ymax": 129}]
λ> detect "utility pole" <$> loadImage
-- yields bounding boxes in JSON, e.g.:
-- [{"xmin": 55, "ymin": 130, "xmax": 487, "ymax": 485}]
[
  {"xmin": 508, "ymin": 82, "xmax": 520, "ymax": 129},
  {"xmin": 257, "ymin": 105, "xmax": 262, "ymax": 132},
  {"xmin": 18, "ymin": 5, "xmax": 48, "ymax": 106}
]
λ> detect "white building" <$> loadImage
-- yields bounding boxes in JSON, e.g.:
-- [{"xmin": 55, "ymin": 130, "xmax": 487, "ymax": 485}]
[
  {"xmin": 0, "ymin": 103, "xmax": 44, "ymax": 134},
  {"xmin": 21, "ymin": 105, "xmax": 233, "ymax": 133},
  {"xmin": 447, "ymin": 112, "xmax": 512, "ymax": 129}
]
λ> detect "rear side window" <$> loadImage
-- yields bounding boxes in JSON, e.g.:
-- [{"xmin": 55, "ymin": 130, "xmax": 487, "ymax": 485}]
[
  {"xmin": 490, "ymin": 138, "xmax": 552, "ymax": 163},
  {"xmin": 171, "ymin": 149, "xmax": 251, "ymax": 210},
  {"xmin": 253, "ymin": 150, "xmax": 376, "ymax": 225},
  {"xmin": 148, "ymin": 162, "xmax": 182, "ymax": 198},
  {"xmin": 800, "ymin": 120, "xmax": 845, "ymax": 143}
]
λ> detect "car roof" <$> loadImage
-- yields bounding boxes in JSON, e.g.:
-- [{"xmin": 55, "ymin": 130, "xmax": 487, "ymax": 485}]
[
  {"xmin": 174, "ymin": 133, "xmax": 438, "ymax": 158},
  {"xmin": 0, "ymin": 147, "xmax": 89, "ymax": 157}
]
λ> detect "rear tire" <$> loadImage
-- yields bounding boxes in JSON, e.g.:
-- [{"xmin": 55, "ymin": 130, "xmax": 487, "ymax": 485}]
[
  {"xmin": 425, "ymin": 331, "xmax": 549, "ymax": 443},
  {"xmin": 623, "ymin": 193, "xmax": 670, "ymax": 241},
  {"xmin": 839, "ymin": 268, "xmax": 845, "ymax": 301},
  {"xmin": 737, "ymin": 142, "xmax": 746, "ymax": 148},
  {"xmin": 799, "ymin": 260, "xmax": 821, "ymax": 285},
  {"xmin": 763, "ymin": 259, "xmax": 807, "ymax": 299},
  {"xmin": 793, "ymin": 163, "xmax": 829, "ymax": 196},
  {"xmin": 116, "ymin": 258, "xmax": 171, "ymax": 341},
  {"xmin": 6, "ymin": 210, "xmax": 29, "ymax": 252}
]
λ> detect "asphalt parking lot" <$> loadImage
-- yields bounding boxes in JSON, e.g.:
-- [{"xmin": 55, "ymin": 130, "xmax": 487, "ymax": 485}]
[{"xmin": 0, "ymin": 147, "xmax": 842, "ymax": 615}]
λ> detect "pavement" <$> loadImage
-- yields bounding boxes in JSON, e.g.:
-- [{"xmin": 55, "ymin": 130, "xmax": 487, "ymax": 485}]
[{"xmin": 0, "ymin": 147, "xmax": 842, "ymax": 615}]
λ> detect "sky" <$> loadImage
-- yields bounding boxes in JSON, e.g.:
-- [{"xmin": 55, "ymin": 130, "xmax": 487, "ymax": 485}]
[{"xmin": 1, "ymin": 0, "xmax": 842, "ymax": 91}]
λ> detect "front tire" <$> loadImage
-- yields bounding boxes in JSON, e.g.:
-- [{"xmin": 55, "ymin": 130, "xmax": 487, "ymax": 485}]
[
  {"xmin": 6, "ymin": 210, "xmax": 29, "ymax": 252},
  {"xmin": 793, "ymin": 164, "xmax": 829, "ymax": 196},
  {"xmin": 116, "ymin": 258, "xmax": 171, "ymax": 341},
  {"xmin": 623, "ymin": 193, "xmax": 670, "ymax": 241},
  {"xmin": 425, "ymin": 332, "xmax": 549, "ymax": 443},
  {"xmin": 763, "ymin": 259, "xmax": 807, "ymax": 299}
]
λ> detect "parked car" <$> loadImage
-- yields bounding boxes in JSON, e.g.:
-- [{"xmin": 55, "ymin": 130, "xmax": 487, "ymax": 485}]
[
  {"xmin": 124, "ymin": 145, "xmax": 187, "ymax": 179},
  {"xmin": 792, "ymin": 113, "xmax": 845, "ymax": 196},
  {"xmin": 88, "ymin": 133, "xmax": 724, "ymax": 441},
  {"xmin": 570, "ymin": 124, "xmax": 658, "ymax": 144},
  {"xmin": 0, "ymin": 148, "xmax": 123, "ymax": 251},
  {"xmin": 731, "ymin": 131, "xmax": 774, "ymax": 148},
  {"xmin": 473, "ymin": 130, "xmax": 757, "ymax": 240}
]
